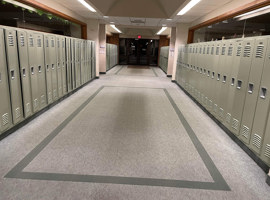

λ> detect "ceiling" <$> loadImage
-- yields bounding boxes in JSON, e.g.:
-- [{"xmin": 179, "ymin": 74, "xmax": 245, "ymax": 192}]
[{"xmin": 53, "ymin": 0, "xmax": 234, "ymax": 35}]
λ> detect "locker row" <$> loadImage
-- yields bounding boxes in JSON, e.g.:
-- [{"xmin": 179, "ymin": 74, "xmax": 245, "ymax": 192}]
[
  {"xmin": 0, "ymin": 25, "xmax": 96, "ymax": 136},
  {"xmin": 159, "ymin": 46, "xmax": 169, "ymax": 73},
  {"xmin": 106, "ymin": 43, "xmax": 118, "ymax": 71},
  {"xmin": 175, "ymin": 36, "xmax": 270, "ymax": 167}
]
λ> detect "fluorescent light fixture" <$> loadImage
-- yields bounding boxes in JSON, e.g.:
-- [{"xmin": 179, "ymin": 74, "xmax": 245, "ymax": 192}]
[
  {"xmin": 104, "ymin": 16, "xmax": 109, "ymax": 18},
  {"xmin": 177, "ymin": 0, "xmax": 201, "ymax": 15},
  {"xmin": 235, "ymin": 5, "xmax": 270, "ymax": 21},
  {"xmin": 162, "ymin": 24, "xmax": 167, "ymax": 26},
  {"xmin": 78, "ymin": 0, "xmax": 96, "ymax": 12},
  {"xmin": 110, "ymin": 25, "xmax": 122, "ymax": 33},
  {"xmin": 157, "ymin": 27, "xmax": 167, "ymax": 35},
  {"xmin": 3, "ymin": 0, "xmax": 36, "ymax": 12},
  {"xmin": 166, "ymin": 19, "xmax": 172, "ymax": 21}
]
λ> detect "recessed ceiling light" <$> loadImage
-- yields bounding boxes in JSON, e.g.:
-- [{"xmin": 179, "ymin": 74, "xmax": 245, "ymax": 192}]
[
  {"xmin": 77, "ymin": 0, "xmax": 96, "ymax": 12},
  {"xmin": 157, "ymin": 27, "xmax": 167, "ymax": 35},
  {"xmin": 104, "ymin": 16, "xmax": 109, "ymax": 18},
  {"xmin": 110, "ymin": 25, "xmax": 122, "ymax": 33},
  {"xmin": 162, "ymin": 24, "xmax": 167, "ymax": 26},
  {"xmin": 177, "ymin": 0, "xmax": 201, "ymax": 15},
  {"xmin": 110, "ymin": 22, "xmax": 115, "ymax": 24},
  {"xmin": 166, "ymin": 19, "xmax": 172, "ymax": 21}
]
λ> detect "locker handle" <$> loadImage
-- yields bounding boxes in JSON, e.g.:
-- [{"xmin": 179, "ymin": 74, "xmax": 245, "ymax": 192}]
[
  {"xmin": 260, "ymin": 88, "xmax": 267, "ymax": 99},
  {"xmin": 52, "ymin": 64, "xmax": 55, "ymax": 70},
  {"xmin": 237, "ymin": 80, "xmax": 242, "ymax": 89},
  {"xmin": 212, "ymin": 72, "xmax": 215, "ymax": 79},
  {"xmin": 22, "ymin": 68, "xmax": 26, "ymax": 77},
  {"xmin": 223, "ymin": 76, "xmax": 227, "ymax": 83},
  {"xmin": 46, "ymin": 65, "xmax": 49, "ymax": 71},
  {"xmin": 31, "ymin": 67, "xmax": 34, "ymax": 75},
  {"xmin": 231, "ymin": 78, "xmax": 235, "ymax": 86},
  {"xmin": 0, "ymin": 72, "xmax": 1, "ymax": 82},
  {"xmin": 217, "ymin": 74, "xmax": 220, "ymax": 81},
  {"xmin": 10, "ymin": 70, "xmax": 15, "ymax": 80},
  {"xmin": 38, "ymin": 66, "xmax": 42, "ymax": 73},
  {"xmin": 248, "ymin": 83, "xmax": 254, "ymax": 94}
]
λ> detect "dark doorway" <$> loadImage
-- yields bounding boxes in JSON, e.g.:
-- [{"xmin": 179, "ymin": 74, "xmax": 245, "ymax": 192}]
[{"xmin": 119, "ymin": 38, "xmax": 159, "ymax": 66}]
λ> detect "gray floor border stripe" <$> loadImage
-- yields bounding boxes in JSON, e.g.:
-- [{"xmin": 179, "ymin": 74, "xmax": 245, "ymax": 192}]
[{"xmin": 5, "ymin": 86, "xmax": 230, "ymax": 191}]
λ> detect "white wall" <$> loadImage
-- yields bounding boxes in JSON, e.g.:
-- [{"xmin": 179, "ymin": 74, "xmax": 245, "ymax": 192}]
[
  {"xmin": 99, "ymin": 24, "xmax": 107, "ymax": 73},
  {"xmin": 172, "ymin": 23, "xmax": 190, "ymax": 80},
  {"xmin": 167, "ymin": 27, "xmax": 176, "ymax": 76}
]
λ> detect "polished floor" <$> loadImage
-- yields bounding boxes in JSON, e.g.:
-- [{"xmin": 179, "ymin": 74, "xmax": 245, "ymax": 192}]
[{"xmin": 0, "ymin": 66, "xmax": 269, "ymax": 200}]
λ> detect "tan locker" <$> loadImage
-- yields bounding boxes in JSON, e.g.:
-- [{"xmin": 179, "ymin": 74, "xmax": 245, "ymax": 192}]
[
  {"xmin": 225, "ymin": 40, "xmax": 243, "ymax": 129},
  {"xmin": 240, "ymin": 37, "xmax": 269, "ymax": 147},
  {"xmin": 0, "ymin": 28, "xmax": 12, "ymax": 134},
  {"xmin": 4, "ymin": 27, "xmax": 24, "ymax": 125},
  {"xmin": 16, "ymin": 29, "xmax": 33, "ymax": 118},
  {"xmin": 71, "ymin": 38, "xmax": 76, "ymax": 88},
  {"xmin": 44, "ymin": 34, "xmax": 53, "ymax": 104},
  {"xmin": 35, "ymin": 33, "xmax": 47, "ymax": 109},
  {"xmin": 49, "ymin": 35, "xmax": 58, "ymax": 101},
  {"xmin": 61, "ymin": 37, "xmax": 67, "ymax": 95},
  {"xmin": 56, "ymin": 37, "xmax": 63, "ymax": 98},
  {"xmin": 65, "ymin": 37, "xmax": 72, "ymax": 92},
  {"xmin": 75, "ymin": 39, "xmax": 81, "ymax": 88},
  {"xmin": 230, "ymin": 38, "xmax": 255, "ymax": 135},
  {"xmin": 261, "ymin": 109, "xmax": 270, "ymax": 166}
]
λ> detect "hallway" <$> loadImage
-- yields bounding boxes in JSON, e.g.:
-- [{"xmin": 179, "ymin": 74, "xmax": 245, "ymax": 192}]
[{"xmin": 0, "ymin": 66, "xmax": 269, "ymax": 200}]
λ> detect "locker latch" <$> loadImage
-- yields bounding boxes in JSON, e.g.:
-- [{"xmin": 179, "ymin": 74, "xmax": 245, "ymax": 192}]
[
  {"xmin": 10, "ymin": 70, "xmax": 15, "ymax": 80},
  {"xmin": 260, "ymin": 87, "xmax": 267, "ymax": 99},
  {"xmin": 237, "ymin": 80, "xmax": 242, "ymax": 89},
  {"xmin": 248, "ymin": 83, "xmax": 254, "ymax": 94}
]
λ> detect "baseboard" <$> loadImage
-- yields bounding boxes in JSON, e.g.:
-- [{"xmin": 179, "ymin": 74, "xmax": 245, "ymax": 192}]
[
  {"xmin": 267, "ymin": 174, "xmax": 270, "ymax": 186},
  {"xmin": 167, "ymin": 75, "xmax": 172, "ymax": 78},
  {"xmin": 174, "ymin": 81, "xmax": 269, "ymax": 175},
  {"xmin": 0, "ymin": 77, "xmax": 97, "ymax": 141},
  {"xmin": 106, "ymin": 64, "xmax": 118, "ymax": 72},
  {"xmin": 171, "ymin": 80, "xmax": 176, "ymax": 83},
  {"xmin": 99, "ymin": 72, "xmax": 106, "ymax": 74},
  {"xmin": 158, "ymin": 66, "xmax": 167, "ymax": 75}
]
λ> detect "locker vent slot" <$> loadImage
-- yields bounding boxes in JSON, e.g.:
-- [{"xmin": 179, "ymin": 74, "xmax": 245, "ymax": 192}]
[
  {"xmin": 29, "ymin": 37, "xmax": 34, "ymax": 47},
  {"xmin": 241, "ymin": 125, "xmax": 250, "ymax": 139},
  {"xmin": 211, "ymin": 47, "xmax": 214, "ymax": 55},
  {"xmin": 256, "ymin": 45, "xmax": 264, "ymax": 58},
  {"xmin": 222, "ymin": 46, "xmax": 226, "ymax": 55},
  {"xmin": 236, "ymin": 46, "xmax": 242, "ymax": 56},
  {"xmin": 228, "ymin": 46, "xmax": 233, "ymax": 56},
  {"xmin": 37, "ymin": 39, "xmax": 42, "ymax": 47},
  {"xmin": 2, "ymin": 113, "xmax": 9, "ymax": 126},
  {"xmin": 216, "ymin": 46, "xmax": 220, "ymax": 55},
  {"xmin": 231, "ymin": 78, "xmax": 235, "ymax": 86},
  {"xmin": 15, "ymin": 108, "xmax": 21, "ymax": 119},
  {"xmin": 203, "ymin": 47, "xmax": 205, "ymax": 54},
  {"xmin": 214, "ymin": 104, "xmax": 218, "ymax": 113},
  {"xmin": 46, "ymin": 39, "xmax": 49, "ymax": 47},
  {"xmin": 226, "ymin": 113, "xmax": 231, "ymax": 124},
  {"xmin": 232, "ymin": 118, "xmax": 239, "ymax": 131},
  {"xmin": 207, "ymin": 47, "xmax": 210, "ymax": 54},
  {"xmin": 8, "ymin": 34, "xmax": 14, "ymax": 46},
  {"xmin": 26, "ymin": 103, "xmax": 30, "ymax": 113},
  {"xmin": 264, "ymin": 144, "xmax": 270, "ymax": 158},
  {"xmin": 41, "ymin": 95, "xmax": 45, "ymax": 105},
  {"xmin": 243, "ymin": 45, "xmax": 251, "ymax": 57},
  {"xmin": 260, "ymin": 87, "xmax": 267, "ymax": 99},
  {"xmin": 248, "ymin": 83, "xmax": 254, "ymax": 94},
  {"xmin": 51, "ymin": 40, "xmax": 55, "ymax": 47},
  {"xmin": 252, "ymin": 134, "xmax": 262, "ymax": 149},
  {"xmin": 219, "ymin": 108, "xmax": 224, "ymax": 118},
  {"xmin": 20, "ymin": 36, "xmax": 25, "ymax": 46},
  {"xmin": 34, "ymin": 99, "xmax": 38, "ymax": 109}
]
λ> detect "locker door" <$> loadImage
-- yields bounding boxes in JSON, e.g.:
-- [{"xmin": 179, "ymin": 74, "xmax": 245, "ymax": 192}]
[
  {"xmin": 4, "ymin": 28, "xmax": 24, "ymax": 125},
  {"xmin": 56, "ymin": 37, "xmax": 63, "ymax": 98},
  {"xmin": 71, "ymin": 38, "xmax": 76, "ymax": 89},
  {"xmin": 75, "ymin": 40, "xmax": 80, "ymax": 88},
  {"xmin": 65, "ymin": 37, "xmax": 72, "ymax": 92},
  {"xmin": 248, "ymin": 37, "xmax": 270, "ymax": 154},
  {"xmin": 61, "ymin": 37, "xmax": 67, "ymax": 95},
  {"xmin": 80, "ymin": 40, "xmax": 85, "ymax": 84},
  {"xmin": 224, "ymin": 40, "xmax": 242, "ymax": 129},
  {"xmin": 17, "ymin": 30, "xmax": 33, "ymax": 118},
  {"xmin": 230, "ymin": 38, "xmax": 255, "ymax": 135},
  {"xmin": 35, "ymin": 33, "xmax": 47, "ymax": 109},
  {"xmin": 0, "ymin": 28, "xmax": 12, "ymax": 134},
  {"xmin": 27, "ymin": 32, "xmax": 39, "ymax": 113},
  {"xmin": 91, "ymin": 42, "xmax": 96, "ymax": 79},
  {"xmin": 44, "ymin": 34, "xmax": 53, "ymax": 104},
  {"xmin": 50, "ymin": 35, "xmax": 58, "ymax": 101},
  {"xmin": 89, "ymin": 41, "xmax": 92, "ymax": 80},
  {"xmin": 261, "ymin": 111, "xmax": 270, "ymax": 166}
]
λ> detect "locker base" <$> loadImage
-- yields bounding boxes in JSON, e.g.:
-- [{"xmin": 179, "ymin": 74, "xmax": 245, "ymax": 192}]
[
  {"xmin": 106, "ymin": 64, "xmax": 118, "ymax": 73},
  {"xmin": 267, "ymin": 173, "xmax": 270, "ymax": 186},
  {"xmin": 99, "ymin": 72, "xmax": 106, "ymax": 74},
  {"xmin": 174, "ymin": 81, "xmax": 270, "ymax": 179},
  {"xmin": 0, "ymin": 77, "xmax": 96, "ymax": 141},
  {"xmin": 159, "ymin": 66, "xmax": 167, "ymax": 75},
  {"xmin": 167, "ymin": 75, "xmax": 172, "ymax": 78}
]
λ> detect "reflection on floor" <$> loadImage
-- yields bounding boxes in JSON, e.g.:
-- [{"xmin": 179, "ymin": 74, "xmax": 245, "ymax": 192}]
[{"xmin": 0, "ymin": 65, "xmax": 269, "ymax": 200}]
